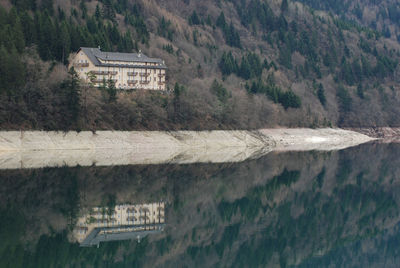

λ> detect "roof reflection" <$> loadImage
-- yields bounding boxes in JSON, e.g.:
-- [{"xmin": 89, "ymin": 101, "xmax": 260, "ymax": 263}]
[{"xmin": 73, "ymin": 202, "xmax": 165, "ymax": 247}]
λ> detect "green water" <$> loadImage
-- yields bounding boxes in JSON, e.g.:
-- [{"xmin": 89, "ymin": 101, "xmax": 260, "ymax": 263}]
[{"xmin": 1, "ymin": 142, "xmax": 400, "ymax": 267}]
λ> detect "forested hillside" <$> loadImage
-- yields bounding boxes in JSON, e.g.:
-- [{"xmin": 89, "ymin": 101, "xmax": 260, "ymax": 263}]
[
  {"xmin": 1, "ymin": 0, "xmax": 400, "ymax": 130},
  {"xmin": 296, "ymin": 0, "xmax": 400, "ymax": 41}
]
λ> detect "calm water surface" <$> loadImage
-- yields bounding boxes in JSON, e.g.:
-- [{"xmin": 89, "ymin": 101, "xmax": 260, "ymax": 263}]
[{"xmin": 1, "ymin": 142, "xmax": 400, "ymax": 267}]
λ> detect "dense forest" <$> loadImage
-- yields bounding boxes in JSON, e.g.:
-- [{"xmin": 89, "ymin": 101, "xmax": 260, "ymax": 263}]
[
  {"xmin": 1, "ymin": 0, "xmax": 400, "ymax": 130},
  {"xmin": 296, "ymin": 0, "xmax": 400, "ymax": 40}
]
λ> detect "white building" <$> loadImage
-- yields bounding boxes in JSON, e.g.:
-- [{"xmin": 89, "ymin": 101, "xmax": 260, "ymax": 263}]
[{"xmin": 69, "ymin": 47, "xmax": 167, "ymax": 90}]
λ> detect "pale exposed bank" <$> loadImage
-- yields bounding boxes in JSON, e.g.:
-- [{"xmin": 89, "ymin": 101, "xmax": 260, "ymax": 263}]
[{"xmin": 0, "ymin": 128, "xmax": 374, "ymax": 169}]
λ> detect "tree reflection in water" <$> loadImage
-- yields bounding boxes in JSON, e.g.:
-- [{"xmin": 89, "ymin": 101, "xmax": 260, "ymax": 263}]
[{"xmin": 1, "ymin": 142, "xmax": 400, "ymax": 267}]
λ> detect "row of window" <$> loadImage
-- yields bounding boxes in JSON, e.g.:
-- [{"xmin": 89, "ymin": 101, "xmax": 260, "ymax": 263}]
[
  {"xmin": 101, "ymin": 61, "xmax": 161, "ymax": 67},
  {"xmin": 95, "ymin": 76, "xmax": 164, "ymax": 82},
  {"xmin": 96, "ymin": 68, "xmax": 164, "ymax": 74}
]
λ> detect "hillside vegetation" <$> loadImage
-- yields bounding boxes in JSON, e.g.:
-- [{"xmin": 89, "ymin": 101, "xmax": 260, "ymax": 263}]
[{"xmin": 1, "ymin": 0, "xmax": 400, "ymax": 130}]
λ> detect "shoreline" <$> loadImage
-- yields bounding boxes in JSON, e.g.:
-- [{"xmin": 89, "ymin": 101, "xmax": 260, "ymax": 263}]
[
  {"xmin": 0, "ymin": 128, "xmax": 375, "ymax": 169},
  {"xmin": 347, "ymin": 127, "xmax": 400, "ymax": 143}
]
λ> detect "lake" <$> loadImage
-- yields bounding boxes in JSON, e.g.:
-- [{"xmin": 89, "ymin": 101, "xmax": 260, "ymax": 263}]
[{"xmin": 1, "ymin": 141, "xmax": 400, "ymax": 267}]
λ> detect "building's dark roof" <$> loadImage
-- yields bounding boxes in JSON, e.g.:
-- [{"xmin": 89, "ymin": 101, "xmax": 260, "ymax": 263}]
[
  {"xmin": 79, "ymin": 47, "xmax": 166, "ymax": 67},
  {"xmin": 80, "ymin": 223, "xmax": 165, "ymax": 247}
]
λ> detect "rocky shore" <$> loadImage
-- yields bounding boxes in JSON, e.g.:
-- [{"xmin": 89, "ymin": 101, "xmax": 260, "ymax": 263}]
[{"xmin": 0, "ymin": 128, "xmax": 374, "ymax": 169}]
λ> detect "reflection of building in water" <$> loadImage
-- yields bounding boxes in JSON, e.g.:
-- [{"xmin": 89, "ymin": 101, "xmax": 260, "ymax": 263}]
[{"xmin": 73, "ymin": 202, "xmax": 165, "ymax": 247}]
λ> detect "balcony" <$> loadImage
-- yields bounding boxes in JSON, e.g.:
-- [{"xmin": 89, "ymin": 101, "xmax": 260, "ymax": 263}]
[
  {"xmin": 140, "ymin": 73, "xmax": 150, "ymax": 77},
  {"xmin": 158, "ymin": 74, "xmax": 165, "ymax": 78},
  {"xmin": 127, "ymin": 207, "xmax": 138, "ymax": 213},
  {"xmin": 139, "ymin": 215, "xmax": 150, "ymax": 221},
  {"xmin": 140, "ymin": 81, "xmax": 150, "ymax": 84},
  {"xmin": 158, "ymin": 82, "xmax": 165, "ymax": 85},
  {"xmin": 91, "ymin": 70, "xmax": 118, "ymax": 75},
  {"xmin": 93, "ymin": 78, "xmax": 117, "ymax": 83},
  {"xmin": 74, "ymin": 62, "xmax": 89, "ymax": 67},
  {"xmin": 127, "ymin": 80, "xmax": 138, "ymax": 85},
  {"xmin": 126, "ymin": 216, "xmax": 137, "ymax": 222}
]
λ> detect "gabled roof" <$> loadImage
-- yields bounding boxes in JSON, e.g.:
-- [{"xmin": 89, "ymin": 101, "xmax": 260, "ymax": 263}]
[
  {"xmin": 79, "ymin": 47, "xmax": 165, "ymax": 67},
  {"xmin": 80, "ymin": 47, "xmax": 102, "ymax": 65}
]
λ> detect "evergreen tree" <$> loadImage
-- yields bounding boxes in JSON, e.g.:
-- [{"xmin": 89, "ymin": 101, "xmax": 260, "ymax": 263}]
[
  {"xmin": 279, "ymin": 46, "xmax": 292, "ymax": 69},
  {"xmin": 246, "ymin": 76, "xmax": 302, "ymax": 109},
  {"xmin": 158, "ymin": 17, "xmax": 174, "ymax": 41},
  {"xmin": 86, "ymin": 16, "xmax": 98, "ymax": 34},
  {"xmin": 20, "ymin": 11, "xmax": 36, "ymax": 45},
  {"xmin": 247, "ymin": 52, "xmax": 263, "ymax": 77},
  {"xmin": 206, "ymin": 15, "xmax": 212, "ymax": 26},
  {"xmin": 281, "ymin": 0, "xmax": 289, "ymax": 13},
  {"xmin": 41, "ymin": 0, "xmax": 54, "ymax": 15},
  {"xmin": 80, "ymin": 0, "xmax": 88, "ymax": 19},
  {"xmin": 13, "ymin": 17, "xmax": 25, "ymax": 53},
  {"xmin": 361, "ymin": 56, "xmax": 372, "ymax": 77},
  {"xmin": 188, "ymin": 11, "xmax": 201, "ymax": 25},
  {"xmin": 61, "ymin": 67, "xmax": 81, "ymax": 124},
  {"xmin": 215, "ymin": 12, "xmax": 241, "ymax": 47},
  {"xmin": 0, "ymin": 6, "xmax": 7, "ymax": 26},
  {"xmin": 0, "ymin": 45, "xmax": 10, "ymax": 93},
  {"xmin": 337, "ymin": 85, "xmax": 352, "ymax": 113},
  {"xmin": 102, "ymin": 0, "xmax": 115, "ymax": 21},
  {"xmin": 95, "ymin": 4, "xmax": 101, "ymax": 20},
  {"xmin": 279, "ymin": 90, "xmax": 301, "ymax": 109},
  {"xmin": 57, "ymin": 6, "xmax": 65, "ymax": 20},
  {"xmin": 1, "ymin": 25, "xmax": 14, "ymax": 51},
  {"xmin": 239, "ymin": 57, "xmax": 251, "ymax": 80},
  {"xmin": 106, "ymin": 78, "xmax": 117, "ymax": 102},
  {"xmin": 341, "ymin": 60, "xmax": 355, "ymax": 85},
  {"xmin": 36, "ymin": 12, "xmax": 57, "ymax": 60},
  {"xmin": 352, "ymin": 59, "xmax": 362, "ymax": 83},
  {"xmin": 57, "ymin": 21, "xmax": 71, "ymax": 63},
  {"xmin": 11, "ymin": 0, "xmax": 35, "ymax": 11},
  {"xmin": 317, "ymin": 83, "xmax": 326, "ymax": 106},
  {"xmin": 7, "ymin": 7, "xmax": 18, "ymax": 25},
  {"xmin": 1, "ymin": 46, "xmax": 26, "ymax": 95},
  {"xmin": 210, "ymin": 79, "xmax": 230, "ymax": 103},
  {"xmin": 173, "ymin": 82, "xmax": 186, "ymax": 121},
  {"xmin": 216, "ymin": 12, "xmax": 226, "ymax": 29},
  {"xmin": 227, "ymin": 22, "xmax": 241, "ymax": 48},
  {"xmin": 219, "ymin": 51, "xmax": 238, "ymax": 76},
  {"xmin": 357, "ymin": 83, "xmax": 364, "ymax": 99}
]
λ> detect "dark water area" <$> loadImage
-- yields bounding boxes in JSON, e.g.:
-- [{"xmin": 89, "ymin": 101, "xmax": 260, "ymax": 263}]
[{"xmin": 1, "ymin": 142, "xmax": 400, "ymax": 267}]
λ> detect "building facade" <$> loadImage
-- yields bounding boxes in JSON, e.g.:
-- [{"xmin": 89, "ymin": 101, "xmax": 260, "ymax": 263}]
[{"xmin": 69, "ymin": 47, "xmax": 167, "ymax": 90}]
